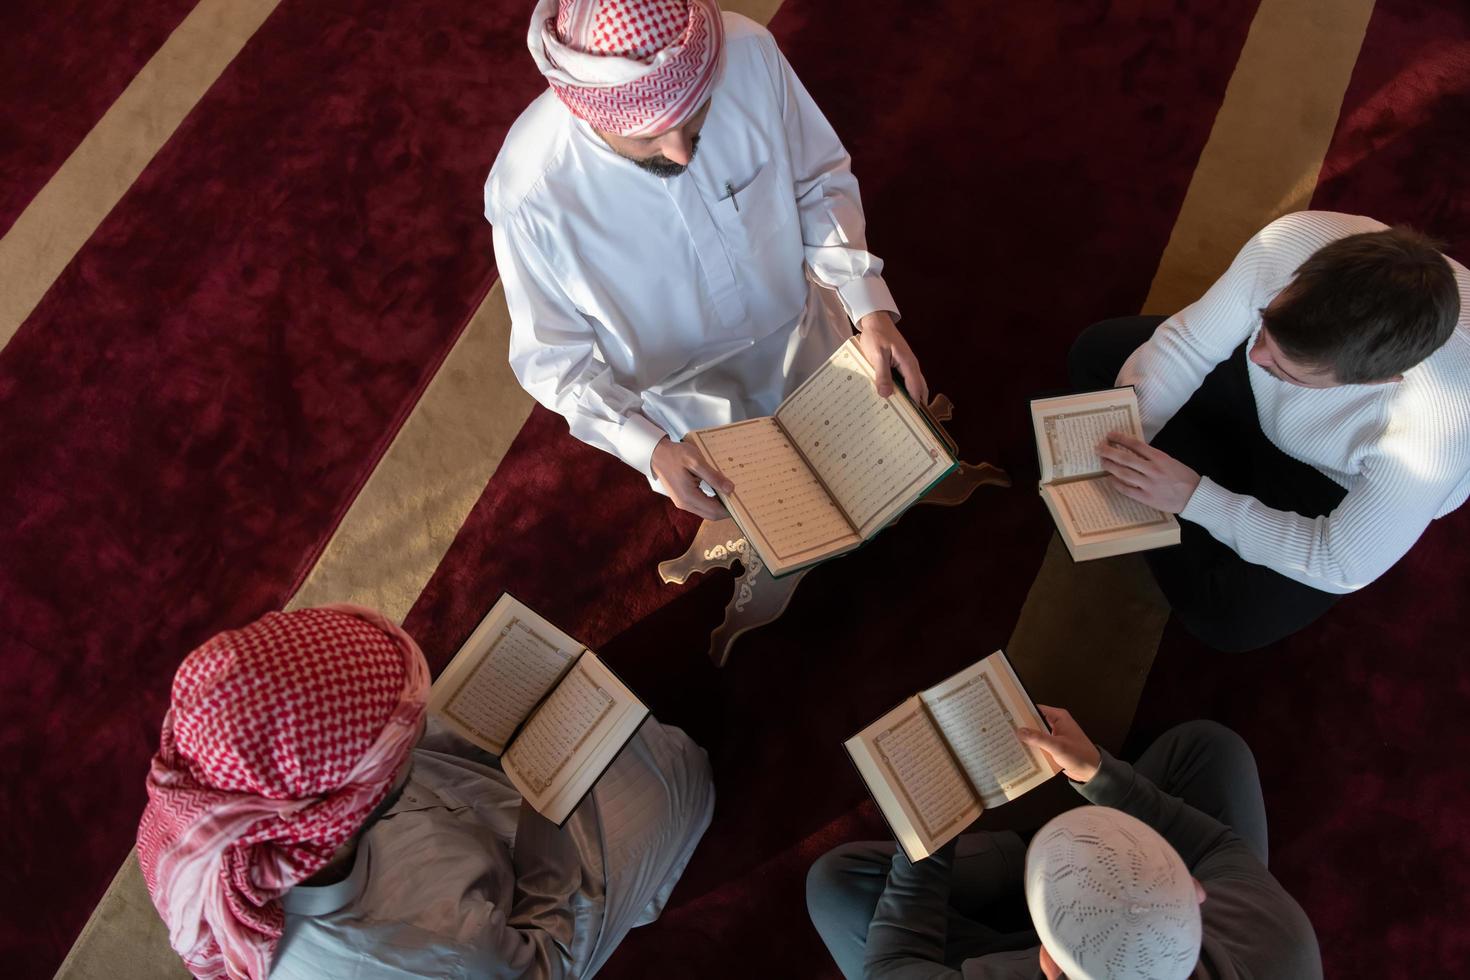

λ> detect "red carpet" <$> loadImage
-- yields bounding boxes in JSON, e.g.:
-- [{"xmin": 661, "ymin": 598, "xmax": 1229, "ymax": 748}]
[
  {"xmin": 0, "ymin": 0, "xmax": 544, "ymax": 970},
  {"xmin": 1131, "ymin": 1, "xmax": 1470, "ymax": 975},
  {"xmin": 0, "ymin": 0, "xmax": 200, "ymax": 236},
  {"xmin": 4, "ymin": 0, "xmax": 1469, "ymax": 977}
]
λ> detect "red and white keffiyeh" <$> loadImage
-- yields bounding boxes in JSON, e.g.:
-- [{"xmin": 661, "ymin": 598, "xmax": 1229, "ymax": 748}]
[
  {"xmin": 136, "ymin": 605, "xmax": 430, "ymax": 980},
  {"xmin": 529, "ymin": 0, "xmax": 725, "ymax": 138}
]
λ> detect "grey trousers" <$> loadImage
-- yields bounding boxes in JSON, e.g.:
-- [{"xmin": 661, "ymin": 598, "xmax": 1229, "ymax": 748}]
[{"xmin": 805, "ymin": 721, "xmax": 1268, "ymax": 979}]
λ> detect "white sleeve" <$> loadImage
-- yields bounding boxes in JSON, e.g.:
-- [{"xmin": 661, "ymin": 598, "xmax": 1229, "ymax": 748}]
[
  {"xmin": 497, "ymin": 219, "xmax": 667, "ymax": 480},
  {"xmin": 1180, "ymin": 434, "xmax": 1459, "ymax": 593},
  {"xmin": 1118, "ymin": 232, "xmax": 1271, "ymax": 439},
  {"xmin": 765, "ymin": 38, "xmax": 897, "ymax": 324}
]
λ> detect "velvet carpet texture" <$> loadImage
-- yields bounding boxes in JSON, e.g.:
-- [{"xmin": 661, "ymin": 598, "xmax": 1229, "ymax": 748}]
[
  {"xmin": 0, "ymin": 0, "xmax": 201, "ymax": 236},
  {"xmin": 0, "ymin": 0, "xmax": 545, "ymax": 971},
  {"xmin": 1132, "ymin": 0, "xmax": 1470, "ymax": 975}
]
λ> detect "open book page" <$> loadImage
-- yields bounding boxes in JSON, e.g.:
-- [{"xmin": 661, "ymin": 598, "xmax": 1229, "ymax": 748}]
[
  {"xmin": 687, "ymin": 418, "xmax": 860, "ymax": 573},
  {"xmin": 502, "ymin": 651, "xmax": 648, "ymax": 825},
  {"xmin": 429, "ymin": 594, "xmax": 583, "ymax": 755},
  {"xmin": 1031, "ymin": 388, "xmax": 1143, "ymax": 483},
  {"xmin": 920, "ymin": 651, "xmax": 1059, "ymax": 810},
  {"xmin": 845, "ymin": 698, "xmax": 983, "ymax": 862},
  {"xmin": 776, "ymin": 339, "xmax": 952, "ymax": 538},
  {"xmin": 1045, "ymin": 476, "xmax": 1173, "ymax": 538}
]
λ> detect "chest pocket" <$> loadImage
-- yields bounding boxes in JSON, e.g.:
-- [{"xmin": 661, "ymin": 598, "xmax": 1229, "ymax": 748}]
[{"xmin": 713, "ymin": 161, "xmax": 790, "ymax": 254}]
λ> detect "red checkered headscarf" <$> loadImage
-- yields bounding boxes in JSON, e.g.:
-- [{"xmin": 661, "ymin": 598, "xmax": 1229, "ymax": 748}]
[
  {"xmin": 529, "ymin": 0, "xmax": 725, "ymax": 137},
  {"xmin": 137, "ymin": 605, "xmax": 430, "ymax": 980}
]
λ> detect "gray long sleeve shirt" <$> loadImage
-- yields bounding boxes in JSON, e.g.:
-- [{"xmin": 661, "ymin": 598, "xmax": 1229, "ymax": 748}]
[
  {"xmin": 269, "ymin": 722, "xmax": 713, "ymax": 979},
  {"xmin": 863, "ymin": 751, "xmax": 1323, "ymax": 979}
]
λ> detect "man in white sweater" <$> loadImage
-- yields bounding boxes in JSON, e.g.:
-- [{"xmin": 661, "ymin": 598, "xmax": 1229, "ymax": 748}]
[{"xmin": 1069, "ymin": 211, "xmax": 1469, "ymax": 651}]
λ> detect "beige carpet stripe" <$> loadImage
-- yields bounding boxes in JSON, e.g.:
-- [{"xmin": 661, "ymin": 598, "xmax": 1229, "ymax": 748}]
[
  {"xmin": 1005, "ymin": 535, "xmax": 1168, "ymax": 751},
  {"xmin": 285, "ymin": 281, "xmax": 532, "ymax": 620},
  {"xmin": 285, "ymin": 0, "xmax": 788, "ymax": 621},
  {"xmin": 1009, "ymin": 0, "xmax": 1375, "ymax": 750},
  {"xmin": 1142, "ymin": 0, "xmax": 1377, "ymax": 314},
  {"xmin": 54, "ymin": 854, "xmax": 188, "ymax": 980},
  {"xmin": 0, "ymin": 0, "xmax": 285, "ymax": 348}
]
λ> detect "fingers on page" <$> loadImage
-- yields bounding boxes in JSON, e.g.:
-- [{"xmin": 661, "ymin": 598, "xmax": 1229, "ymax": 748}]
[
  {"xmin": 1108, "ymin": 476, "xmax": 1147, "ymax": 499},
  {"xmin": 1037, "ymin": 705, "xmax": 1067, "ymax": 728},
  {"xmin": 1120, "ymin": 434, "xmax": 1153, "ymax": 458},
  {"xmin": 683, "ymin": 486, "xmax": 723, "ymax": 519},
  {"xmin": 1046, "ymin": 706, "xmax": 1076, "ymax": 728},
  {"xmin": 690, "ymin": 455, "xmax": 730, "ymax": 493},
  {"xmin": 872, "ymin": 342, "xmax": 894, "ymax": 372},
  {"xmin": 901, "ymin": 360, "xmax": 928, "ymax": 404}
]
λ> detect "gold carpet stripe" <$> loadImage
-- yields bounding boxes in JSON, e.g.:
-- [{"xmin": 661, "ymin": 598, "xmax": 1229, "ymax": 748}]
[
  {"xmin": 1142, "ymin": 0, "xmax": 1377, "ymax": 314},
  {"xmin": 285, "ymin": 281, "xmax": 533, "ymax": 620},
  {"xmin": 1009, "ymin": 0, "xmax": 1376, "ymax": 737},
  {"xmin": 285, "ymin": 0, "xmax": 789, "ymax": 620},
  {"xmin": 0, "ymin": 0, "xmax": 285, "ymax": 348}
]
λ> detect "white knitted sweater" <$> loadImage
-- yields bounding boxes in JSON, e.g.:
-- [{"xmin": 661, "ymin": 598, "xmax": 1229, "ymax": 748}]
[{"xmin": 1119, "ymin": 210, "xmax": 1470, "ymax": 593}]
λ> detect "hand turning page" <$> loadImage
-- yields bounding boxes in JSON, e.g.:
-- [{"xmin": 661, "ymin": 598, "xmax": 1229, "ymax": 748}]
[
  {"xmin": 1037, "ymin": 396, "xmax": 1140, "ymax": 482},
  {"xmin": 1031, "ymin": 388, "xmax": 1180, "ymax": 561},
  {"xmin": 845, "ymin": 650, "xmax": 1058, "ymax": 861},
  {"xmin": 687, "ymin": 338, "xmax": 956, "ymax": 576},
  {"xmin": 919, "ymin": 653, "xmax": 1055, "ymax": 810},
  {"xmin": 689, "ymin": 417, "xmax": 860, "ymax": 571}
]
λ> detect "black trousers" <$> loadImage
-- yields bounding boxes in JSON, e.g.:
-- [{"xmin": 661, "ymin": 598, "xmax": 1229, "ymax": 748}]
[{"xmin": 1068, "ymin": 317, "xmax": 1349, "ymax": 652}]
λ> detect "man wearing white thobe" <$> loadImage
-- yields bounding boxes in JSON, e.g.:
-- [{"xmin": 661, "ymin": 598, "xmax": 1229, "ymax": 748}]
[{"xmin": 486, "ymin": 0, "xmax": 927, "ymax": 518}]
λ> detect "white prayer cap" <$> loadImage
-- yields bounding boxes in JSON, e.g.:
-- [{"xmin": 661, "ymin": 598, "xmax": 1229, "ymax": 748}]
[{"xmin": 1024, "ymin": 806, "xmax": 1202, "ymax": 980}]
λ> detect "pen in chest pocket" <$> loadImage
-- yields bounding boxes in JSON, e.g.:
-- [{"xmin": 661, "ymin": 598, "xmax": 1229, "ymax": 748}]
[{"xmin": 724, "ymin": 181, "xmax": 740, "ymax": 212}]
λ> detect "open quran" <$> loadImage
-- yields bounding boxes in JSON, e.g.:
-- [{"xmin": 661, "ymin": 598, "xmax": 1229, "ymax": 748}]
[
  {"xmin": 1031, "ymin": 387, "xmax": 1180, "ymax": 561},
  {"xmin": 845, "ymin": 651, "xmax": 1060, "ymax": 862},
  {"xmin": 686, "ymin": 338, "xmax": 956, "ymax": 577},
  {"xmin": 428, "ymin": 594, "xmax": 648, "ymax": 825}
]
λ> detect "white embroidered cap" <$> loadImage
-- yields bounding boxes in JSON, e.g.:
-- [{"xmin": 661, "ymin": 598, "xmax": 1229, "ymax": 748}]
[{"xmin": 1024, "ymin": 806, "xmax": 1202, "ymax": 980}]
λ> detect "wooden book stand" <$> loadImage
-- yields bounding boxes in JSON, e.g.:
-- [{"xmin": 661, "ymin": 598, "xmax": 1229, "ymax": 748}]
[{"xmin": 658, "ymin": 394, "xmax": 1010, "ymax": 666}]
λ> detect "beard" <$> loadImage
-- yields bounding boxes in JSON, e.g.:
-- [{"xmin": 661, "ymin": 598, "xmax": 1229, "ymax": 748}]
[{"xmin": 628, "ymin": 134, "xmax": 701, "ymax": 178}]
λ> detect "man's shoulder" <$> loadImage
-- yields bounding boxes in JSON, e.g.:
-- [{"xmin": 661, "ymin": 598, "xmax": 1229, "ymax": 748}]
[
  {"xmin": 1195, "ymin": 855, "xmax": 1323, "ymax": 980},
  {"xmin": 721, "ymin": 10, "xmax": 783, "ymax": 78},
  {"xmin": 1399, "ymin": 325, "xmax": 1470, "ymax": 439},
  {"xmin": 1254, "ymin": 210, "xmax": 1387, "ymax": 260},
  {"xmin": 723, "ymin": 9, "xmax": 774, "ymax": 44},
  {"xmin": 484, "ymin": 89, "xmax": 573, "ymax": 224}
]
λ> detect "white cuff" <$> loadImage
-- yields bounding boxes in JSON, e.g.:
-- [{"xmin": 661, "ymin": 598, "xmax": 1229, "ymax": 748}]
[
  {"xmin": 615, "ymin": 413, "xmax": 669, "ymax": 481},
  {"xmin": 837, "ymin": 275, "xmax": 899, "ymax": 326},
  {"xmin": 1179, "ymin": 476, "xmax": 1236, "ymax": 537}
]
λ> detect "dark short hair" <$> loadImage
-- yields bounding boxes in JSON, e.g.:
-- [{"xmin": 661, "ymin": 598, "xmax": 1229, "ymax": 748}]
[{"xmin": 1261, "ymin": 227, "xmax": 1460, "ymax": 383}]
